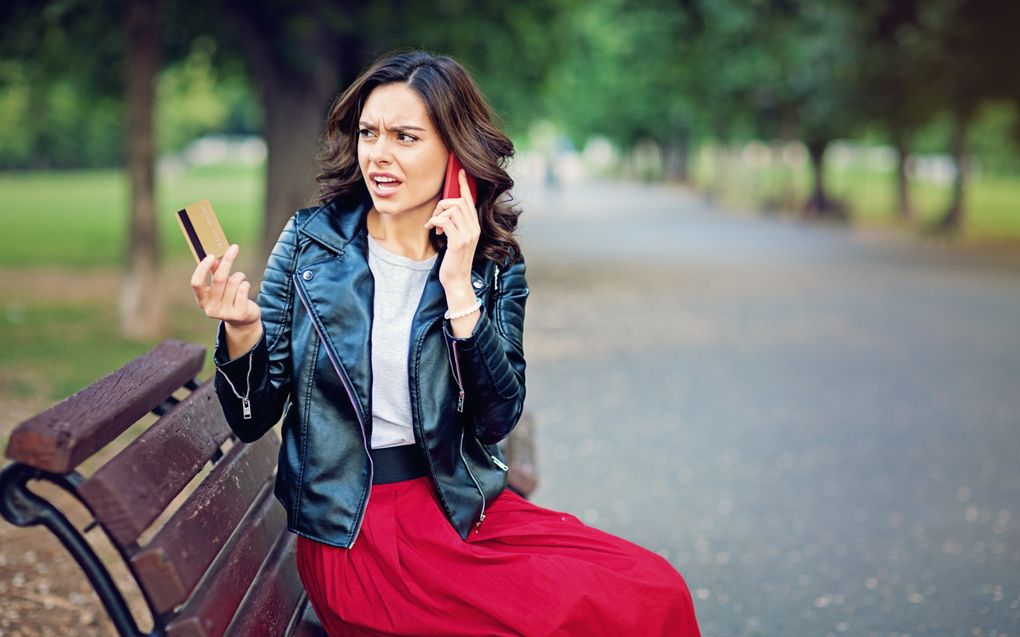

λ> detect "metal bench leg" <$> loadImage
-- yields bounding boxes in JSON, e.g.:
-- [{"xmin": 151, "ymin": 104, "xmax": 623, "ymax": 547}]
[{"xmin": 0, "ymin": 462, "xmax": 148, "ymax": 637}]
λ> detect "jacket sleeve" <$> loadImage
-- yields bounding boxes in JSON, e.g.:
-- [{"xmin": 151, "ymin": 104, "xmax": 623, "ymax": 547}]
[
  {"xmin": 443, "ymin": 256, "xmax": 528, "ymax": 445},
  {"xmin": 212, "ymin": 215, "xmax": 299, "ymax": 443}
]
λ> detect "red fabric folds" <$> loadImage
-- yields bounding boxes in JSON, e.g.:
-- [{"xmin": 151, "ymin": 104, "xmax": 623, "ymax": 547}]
[{"xmin": 296, "ymin": 476, "xmax": 701, "ymax": 637}]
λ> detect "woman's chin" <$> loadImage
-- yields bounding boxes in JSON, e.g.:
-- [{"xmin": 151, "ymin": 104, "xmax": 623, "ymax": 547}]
[
  {"xmin": 368, "ymin": 196, "xmax": 401, "ymax": 215},
  {"xmin": 369, "ymin": 195, "xmax": 437, "ymax": 219}
]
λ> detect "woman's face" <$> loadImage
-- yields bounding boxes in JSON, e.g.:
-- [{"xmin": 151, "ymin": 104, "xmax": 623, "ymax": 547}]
[{"xmin": 357, "ymin": 82, "xmax": 449, "ymax": 219}]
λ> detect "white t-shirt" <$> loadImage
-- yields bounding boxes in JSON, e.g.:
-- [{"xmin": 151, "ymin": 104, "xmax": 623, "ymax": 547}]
[{"xmin": 366, "ymin": 234, "xmax": 437, "ymax": 449}]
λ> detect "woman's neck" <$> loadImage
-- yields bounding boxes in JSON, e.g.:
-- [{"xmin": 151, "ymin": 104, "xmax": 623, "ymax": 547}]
[{"xmin": 366, "ymin": 206, "xmax": 438, "ymax": 261}]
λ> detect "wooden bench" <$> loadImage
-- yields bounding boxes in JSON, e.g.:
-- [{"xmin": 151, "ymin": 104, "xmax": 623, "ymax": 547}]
[
  {"xmin": 1, "ymin": 339, "xmax": 325, "ymax": 637},
  {"xmin": 1, "ymin": 339, "xmax": 539, "ymax": 637}
]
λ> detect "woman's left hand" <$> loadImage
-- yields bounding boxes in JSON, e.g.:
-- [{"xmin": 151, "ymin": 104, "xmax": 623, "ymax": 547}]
[{"xmin": 424, "ymin": 169, "xmax": 480, "ymax": 296}]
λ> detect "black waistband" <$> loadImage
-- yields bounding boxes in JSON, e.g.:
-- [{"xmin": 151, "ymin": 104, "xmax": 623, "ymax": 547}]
[{"xmin": 370, "ymin": 444, "xmax": 428, "ymax": 484}]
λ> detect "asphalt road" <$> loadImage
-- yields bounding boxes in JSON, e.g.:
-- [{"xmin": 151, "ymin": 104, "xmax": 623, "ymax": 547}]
[{"xmin": 512, "ymin": 178, "xmax": 1020, "ymax": 636}]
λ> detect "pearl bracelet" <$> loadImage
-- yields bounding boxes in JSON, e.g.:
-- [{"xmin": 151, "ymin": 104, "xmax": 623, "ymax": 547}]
[{"xmin": 444, "ymin": 298, "xmax": 482, "ymax": 320}]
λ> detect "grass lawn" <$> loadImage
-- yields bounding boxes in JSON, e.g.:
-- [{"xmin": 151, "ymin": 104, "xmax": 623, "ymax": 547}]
[
  {"xmin": 692, "ymin": 149, "xmax": 1020, "ymax": 240},
  {"xmin": 0, "ymin": 163, "xmax": 264, "ymax": 423},
  {"xmin": 0, "ymin": 163, "xmax": 263, "ymax": 268}
]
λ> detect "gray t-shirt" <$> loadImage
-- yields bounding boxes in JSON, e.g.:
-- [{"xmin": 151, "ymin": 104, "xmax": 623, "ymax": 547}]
[{"xmin": 366, "ymin": 234, "xmax": 437, "ymax": 449}]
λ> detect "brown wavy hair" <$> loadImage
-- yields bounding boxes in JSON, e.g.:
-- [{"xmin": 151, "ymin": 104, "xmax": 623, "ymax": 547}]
[{"xmin": 316, "ymin": 50, "xmax": 522, "ymax": 267}]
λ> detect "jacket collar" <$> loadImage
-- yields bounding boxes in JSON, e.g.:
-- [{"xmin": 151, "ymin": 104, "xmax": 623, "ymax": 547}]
[{"xmin": 298, "ymin": 194, "xmax": 370, "ymax": 255}]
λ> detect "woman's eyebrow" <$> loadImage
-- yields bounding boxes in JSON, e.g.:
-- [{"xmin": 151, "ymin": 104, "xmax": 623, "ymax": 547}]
[{"xmin": 358, "ymin": 120, "xmax": 426, "ymax": 132}]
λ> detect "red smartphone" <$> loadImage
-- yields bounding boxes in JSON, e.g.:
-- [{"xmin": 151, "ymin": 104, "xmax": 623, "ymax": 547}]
[{"xmin": 442, "ymin": 153, "xmax": 478, "ymax": 201}]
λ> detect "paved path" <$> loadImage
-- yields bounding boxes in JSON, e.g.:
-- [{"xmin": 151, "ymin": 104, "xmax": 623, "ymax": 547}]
[{"xmin": 513, "ymin": 179, "xmax": 1020, "ymax": 636}]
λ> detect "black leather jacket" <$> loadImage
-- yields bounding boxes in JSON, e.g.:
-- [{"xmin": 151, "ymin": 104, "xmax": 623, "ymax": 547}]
[{"xmin": 212, "ymin": 195, "xmax": 528, "ymax": 548}]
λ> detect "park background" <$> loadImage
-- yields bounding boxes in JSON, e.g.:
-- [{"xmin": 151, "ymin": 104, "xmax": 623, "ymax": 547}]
[{"xmin": 2, "ymin": 0, "xmax": 1019, "ymax": 635}]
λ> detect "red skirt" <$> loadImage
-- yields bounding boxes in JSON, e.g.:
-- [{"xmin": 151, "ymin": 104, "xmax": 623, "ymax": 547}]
[{"xmin": 295, "ymin": 476, "xmax": 701, "ymax": 637}]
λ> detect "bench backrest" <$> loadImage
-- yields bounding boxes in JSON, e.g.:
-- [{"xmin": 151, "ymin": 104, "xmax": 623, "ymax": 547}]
[{"xmin": 3, "ymin": 340, "xmax": 320, "ymax": 637}]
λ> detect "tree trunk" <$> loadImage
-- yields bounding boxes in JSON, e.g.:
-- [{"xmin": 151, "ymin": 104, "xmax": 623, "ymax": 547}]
[
  {"xmin": 892, "ymin": 131, "xmax": 911, "ymax": 221},
  {"xmin": 803, "ymin": 138, "xmax": 845, "ymax": 220},
  {"xmin": 662, "ymin": 133, "xmax": 690, "ymax": 183},
  {"xmin": 260, "ymin": 75, "xmax": 331, "ymax": 262},
  {"xmin": 230, "ymin": 5, "xmax": 359, "ymax": 277},
  {"xmin": 704, "ymin": 145, "xmax": 724, "ymax": 203},
  {"xmin": 118, "ymin": 0, "xmax": 164, "ymax": 340},
  {"xmin": 804, "ymin": 139, "xmax": 829, "ymax": 216},
  {"xmin": 939, "ymin": 112, "xmax": 968, "ymax": 232}
]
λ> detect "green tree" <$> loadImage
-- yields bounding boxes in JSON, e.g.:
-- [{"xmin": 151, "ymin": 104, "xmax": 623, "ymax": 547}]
[
  {"xmin": 695, "ymin": 0, "xmax": 861, "ymax": 217},
  {"xmin": 0, "ymin": 0, "xmax": 170, "ymax": 338},
  {"xmin": 548, "ymin": 0, "xmax": 701, "ymax": 181},
  {"xmin": 850, "ymin": 0, "xmax": 940, "ymax": 220},
  {"xmin": 923, "ymin": 0, "xmax": 1020, "ymax": 231},
  {"xmin": 0, "ymin": 1, "xmax": 125, "ymax": 168},
  {"xmin": 121, "ymin": 0, "xmax": 163, "ymax": 339}
]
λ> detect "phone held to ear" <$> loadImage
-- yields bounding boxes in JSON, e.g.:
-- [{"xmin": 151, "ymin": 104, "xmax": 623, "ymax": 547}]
[{"xmin": 442, "ymin": 153, "xmax": 478, "ymax": 202}]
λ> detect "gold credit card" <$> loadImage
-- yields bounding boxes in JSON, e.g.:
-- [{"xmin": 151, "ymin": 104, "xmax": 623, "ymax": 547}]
[{"xmin": 176, "ymin": 199, "xmax": 229, "ymax": 264}]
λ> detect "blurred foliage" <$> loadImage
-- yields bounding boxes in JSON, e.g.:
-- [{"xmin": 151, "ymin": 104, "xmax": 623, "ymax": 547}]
[
  {"xmin": 927, "ymin": 102, "xmax": 1020, "ymax": 175},
  {"xmin": 1, "ymin": 0, "xmax": 1019, "ymax": 217},
  {"xmin": 1, "ymin": 0, "xmax": 1019, "ymax": 160},
  {"xmin": 0, "ymin": 0, "xmax": 125, "ymax": 168},
  {"xmin": 547, "ymin": 0, "xmax": 696, "ymax": 148},
  {"xmin": 0, "ymin": 59, "xmax": 123, "ymax": 168},
  {"xmin": 156, "ymin": 36, "xmax": 260, "ymax": 153}
]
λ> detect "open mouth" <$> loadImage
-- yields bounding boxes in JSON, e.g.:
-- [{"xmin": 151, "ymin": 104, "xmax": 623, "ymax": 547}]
[{"xmin": 372, "ymin": 176, "xmax": 402, "ymax": 191}]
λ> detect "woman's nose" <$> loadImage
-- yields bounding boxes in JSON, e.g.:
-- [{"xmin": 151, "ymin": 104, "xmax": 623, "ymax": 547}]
[{"xmin": 368, "ymin": 136, "xmax": 392, "ymax": 164}]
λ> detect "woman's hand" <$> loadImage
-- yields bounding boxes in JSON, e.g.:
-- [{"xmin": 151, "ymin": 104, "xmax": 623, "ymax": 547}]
[
  {"xmin": 191, "ymin": 244, "xmax": 262, "ymax": 357},
  {"xmin": 424, "ymin": 169, "xmax": 482, "ymax": 338},
  {"xmin": 424, "ymin": 169, "xmax": 480, "ymax": 295}
]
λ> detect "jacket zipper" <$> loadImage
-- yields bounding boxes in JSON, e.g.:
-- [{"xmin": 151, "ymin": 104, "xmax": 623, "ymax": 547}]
[
  {"xmin": 450, "ymin": 263, "xmax": 506, "ymax": 532},
  {"xmin": 489, "ymin": 451, "xmax": 509, "ymax": 471},
  {"xmin": 449, "ymin": 335, "xmax": 490, "ymax": 531},
  {"xmin": 294, "ymin": 279, "xmax": 374, "ymax": 548},
  {"xmin": 216, "ymin": 347, "xmax": 253, "ymax": 420},
  {"xmin": 448, "ymin": 341, "xmax": 465, "ymax": 412},
  {"xmin": 492, "ymin": 263, "xmax": 505, "ymax": 336},
  {"xmin": 446, "ymin": 262, "xmax": 495, "ymax": 412},
  {"xmin": 460, "ymin": 428, "xmax": 487, "ymax": 532}
]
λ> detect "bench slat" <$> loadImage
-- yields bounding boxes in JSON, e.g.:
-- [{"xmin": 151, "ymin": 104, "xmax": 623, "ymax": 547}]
[
  {"xmin": 131, "ymin": 433, "xmax": 280, "ymax": 613},
  {"xmin": 163, "ymin": 479, "xmax": 285, "ymax": 635},
  {"xmin": 224, "ymin": 532, "xmax": 306, "ymax": 637},
  {"xmin": 164, "ymin": 479, "xmax": 288, "ymax": 637},
  {"xmin": 4, "ymin": 340, "xmax": 206, "ymax": 473},
  {"xmin": 78, "ymin": 380, "xmax": 232, "ymax": 546}
]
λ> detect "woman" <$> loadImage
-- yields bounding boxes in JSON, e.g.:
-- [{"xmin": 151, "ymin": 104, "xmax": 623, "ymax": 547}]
[{"xmin": 193, "ymin": 50, "xmax": 700, "ymax": 637}]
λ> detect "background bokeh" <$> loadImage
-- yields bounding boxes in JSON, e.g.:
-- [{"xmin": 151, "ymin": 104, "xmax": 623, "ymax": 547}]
[{"xmin": 2, "ymin": 1, "xmax": 1019, "ymax": 635}]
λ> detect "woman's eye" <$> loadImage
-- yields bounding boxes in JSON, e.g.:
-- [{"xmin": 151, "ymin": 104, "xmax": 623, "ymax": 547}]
[
  {"xmin": 397, "ymin": 133, "xmax": 418, "ymax": 143},
  {"xmin": 358, "ymin": 128, "xmax": 374, "ymax": 139}
]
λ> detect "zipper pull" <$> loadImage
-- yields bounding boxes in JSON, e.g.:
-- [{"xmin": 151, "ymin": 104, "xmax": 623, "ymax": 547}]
[
  {"xmin": 242, "ymin": 398, "xmax": 252, "ymax": 420},
  {"xmin": 457, "ymin": 390, "xmax": 465, "ymax": 413},
  {"xmin": 490, "ymin": 454, "xmax": 509, "ymax": 471}
]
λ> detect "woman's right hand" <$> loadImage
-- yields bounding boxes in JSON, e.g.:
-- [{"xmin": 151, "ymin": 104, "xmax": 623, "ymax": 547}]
[{"xmin": 191, "ymin": 244, "xmax": 262, "ymax": 355}]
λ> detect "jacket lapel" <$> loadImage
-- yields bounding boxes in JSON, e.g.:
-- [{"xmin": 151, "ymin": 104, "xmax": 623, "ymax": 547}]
[
  {"xmin": 297, "ymin": 195, "xmax": 368, "ymax": 255},
  {"xmin": 294, "ymin": 197, "xmax": 375, "ymax": 425}
]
